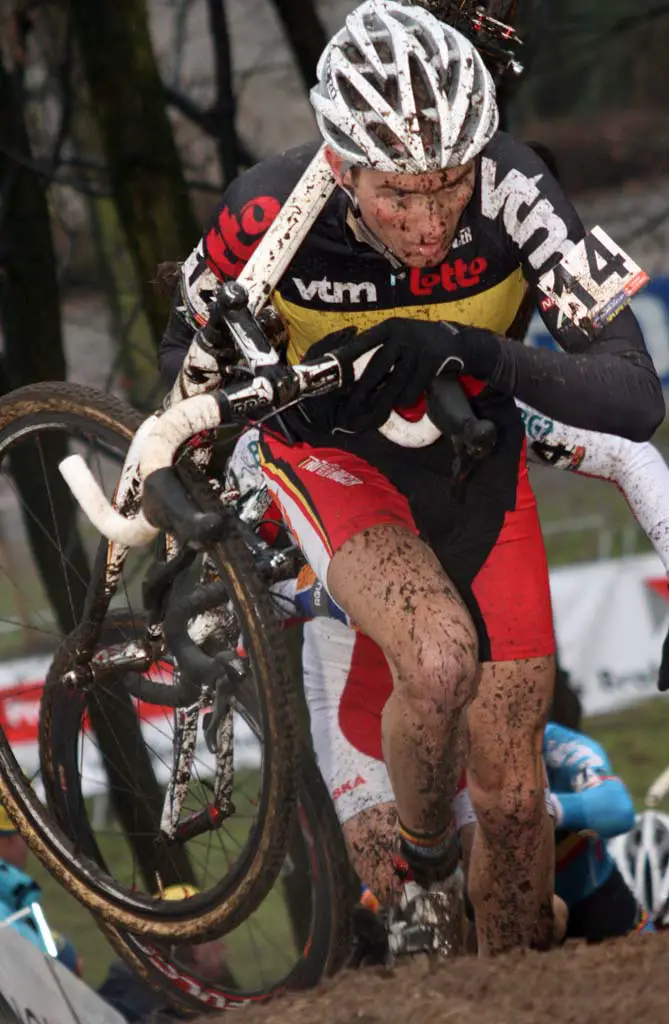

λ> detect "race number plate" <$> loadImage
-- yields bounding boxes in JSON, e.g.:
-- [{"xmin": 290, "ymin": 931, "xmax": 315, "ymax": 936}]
[
  {"xmin": 180, "ymin": 242, "xmax": 220, "ymax": 327},
  {"xmin": 537, "ymin": 226, "xmax": 649, "ymax": 336}
]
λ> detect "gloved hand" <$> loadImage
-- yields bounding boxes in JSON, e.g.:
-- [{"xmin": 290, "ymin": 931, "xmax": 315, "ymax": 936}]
[
  {"xmin": 297, "ymin": 326, "xmax": 362, "ymax": 433},
  {"xmin": 300, "ymin": 318, "xmax": 501, "ymax": 434}
]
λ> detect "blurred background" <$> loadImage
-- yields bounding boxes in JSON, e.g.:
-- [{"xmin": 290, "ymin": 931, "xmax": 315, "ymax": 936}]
[{"xmin": 1, "ymin": 0, "xmax": 669, "ymax": 987}]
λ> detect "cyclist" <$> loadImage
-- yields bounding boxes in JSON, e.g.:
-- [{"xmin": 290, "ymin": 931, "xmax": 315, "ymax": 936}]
[{"xmin": 160, "ymin": 0, "xmax": 663, "ymax": 956}]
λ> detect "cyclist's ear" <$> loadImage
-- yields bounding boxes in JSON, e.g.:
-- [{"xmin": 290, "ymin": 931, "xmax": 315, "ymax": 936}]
[{"xmin": 324, "ymin": 147, "xmax": 353, "ymax": 189}]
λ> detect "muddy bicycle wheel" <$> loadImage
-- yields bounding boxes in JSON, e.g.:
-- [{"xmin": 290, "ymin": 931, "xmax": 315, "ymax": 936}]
[
  {"xmin": 41, "ymin": 619, "xmax": 354, "ymax": 1011},
  {"xmin": 0, "ymin": 382, "xmax": 301, "ymax": 940},
  {"xmin": 99, "ymin": 754, "xmax": 354, "ymax": 1014}
]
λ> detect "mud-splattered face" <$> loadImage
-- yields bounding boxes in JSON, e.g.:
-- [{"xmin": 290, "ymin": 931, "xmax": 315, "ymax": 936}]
[{"xmin": 327, "ymin": 151, "xmax": 476, "ymax": 268}]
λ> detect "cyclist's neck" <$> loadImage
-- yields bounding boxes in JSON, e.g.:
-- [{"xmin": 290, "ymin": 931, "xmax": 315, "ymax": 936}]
[{"xmin": 345, "ymin": 207, "xmax": 404, "ymax": 270}]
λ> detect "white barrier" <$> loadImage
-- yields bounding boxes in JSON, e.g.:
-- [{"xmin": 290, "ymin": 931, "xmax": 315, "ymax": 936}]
[
  {"xmin": 0, "ymin": 923, "xmax": 125, "ymax": 1024},
  {"xmin": 550, "ymin": 552, "xmax": 669, "ymax": 716}
]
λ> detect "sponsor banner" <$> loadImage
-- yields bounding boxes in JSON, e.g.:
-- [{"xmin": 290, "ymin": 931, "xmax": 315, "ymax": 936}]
[
  {"xmin": 550, "ymin": 552, "xmax": 669, "ymax": 716},
  {"xmin": 0, "ymin": 662, "xmax": 262, "ymax": 797},
  {"xmin": 0, "ymin": 924, "xmax": 125, "ymax": 1023},
  {"xmin": 527, "ymin": 275, "xmax": 669, "ymax": 387}
]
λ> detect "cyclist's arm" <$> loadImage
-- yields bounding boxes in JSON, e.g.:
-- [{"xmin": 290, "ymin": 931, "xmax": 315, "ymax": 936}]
[
  {"xmin": 158, "ymin": 147, "xmax": 313, "ymax": 387},
  {"xmin": 544, "ymin": 723, "xmax": 635, "ymax": 839},
  {"xmin": 519, "ymin": 402, "xmax": 669, "ymax": 573},
  {"xmin": 160, "ymin": 291, "xmax": 198, "ymax": 387},
  {"xmin": 483, "ymin": 137, "xmax": 664, "ymax": 441}
]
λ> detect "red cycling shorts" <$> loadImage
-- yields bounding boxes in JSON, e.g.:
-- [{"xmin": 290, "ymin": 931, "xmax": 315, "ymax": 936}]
[{"xmin": 259, "ymin": 430, "xmax": 555, "ymax": 664}]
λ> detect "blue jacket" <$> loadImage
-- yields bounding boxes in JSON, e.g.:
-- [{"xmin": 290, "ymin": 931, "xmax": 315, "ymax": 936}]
[
  {"xmin": 0, "ymin": 859, "xmax": 51, "ymax": 954},
  {"xmin": 543, "ymin": 723, "xmax": 636, "ymax": 908}
]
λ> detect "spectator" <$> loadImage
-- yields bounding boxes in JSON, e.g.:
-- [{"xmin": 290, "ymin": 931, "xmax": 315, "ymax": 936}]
[{"xmin": 0, "ymin": 801, "xmax": 82, "ymax": 975}]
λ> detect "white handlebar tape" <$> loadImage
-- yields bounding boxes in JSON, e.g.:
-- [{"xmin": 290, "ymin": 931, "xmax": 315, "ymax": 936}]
[
  {"xmin": 60, "ymin": 395, "xmax": 222, "ymax": 547},
  {"xmin": 352, "ymin": 348, "xmax": 442, "ymax": 447}
]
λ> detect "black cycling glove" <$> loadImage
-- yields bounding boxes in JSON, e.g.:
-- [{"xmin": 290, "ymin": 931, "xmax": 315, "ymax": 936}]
[{"xmin": 300, "ymin": 318, "xmax": 501, "ymax": 434}]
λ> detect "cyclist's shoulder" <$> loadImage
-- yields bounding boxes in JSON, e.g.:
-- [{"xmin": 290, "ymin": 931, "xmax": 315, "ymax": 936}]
[
  {"xmin": 473, "ymin": 131, "xmax": 581, "ymax": 273},
  {"xmin": 480, "ymin": 131, "xmax": 555, "ymax": 178},
  {"xmin": 474, "ymin": 131, "xmax": 571, "ymax": 222},
  {"xmin": 201, "ymin": 141, "xmax": 345, "ymax": 277},
  {"xmin": 543, "ymin": 722, "xmax": 611, "ymax": 773}
]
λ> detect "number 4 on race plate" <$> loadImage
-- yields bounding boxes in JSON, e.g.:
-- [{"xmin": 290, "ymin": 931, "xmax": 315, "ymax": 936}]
[{"xmin": 537, "ymin": 226, "xmax": 650, "ymax": 336}]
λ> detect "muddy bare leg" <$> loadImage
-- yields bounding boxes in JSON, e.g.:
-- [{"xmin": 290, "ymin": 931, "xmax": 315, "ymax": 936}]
[
  {"xmin": 343, "ymin": 803, "xmax": 403, "ymax": 904},
  {"xmin": 467, "ymin": 656, "xmax": 555, "ymax": 955},
  {"xmin": 328, "ymin": 525, "xmax": 478, "ymax": 861}
]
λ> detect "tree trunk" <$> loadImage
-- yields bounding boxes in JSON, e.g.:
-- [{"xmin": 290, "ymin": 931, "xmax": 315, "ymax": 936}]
[
  {"xmin": 0, "ymin": 68, "xmax": 67, "ymax": 389},
  {"xmin": 0, "ymin": 52, "xmax": 91, "ymax": 636},
  {"xmin": 1, "ymin": 42, "xmax": 193, "ymax": 890},
  {"xmin": 68, "ymin": 0, "xmax": 200, "ymax": 347},
  {"xmin": 267, "ymin": 0, "xmax": 328, "ymax": 90},
  {"xmin": 206, "ymin": 0, "xmax": 239, "ymax": 187}
]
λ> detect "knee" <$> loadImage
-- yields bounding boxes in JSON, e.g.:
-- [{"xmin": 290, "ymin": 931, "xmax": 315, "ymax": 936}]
[
  {"xmin": 468, "ymin": 759, "xmax": 547, "ymax": 838},
  {"xmin": 394, "ymin": 621, "xmax": 478, "ymax": 715}
]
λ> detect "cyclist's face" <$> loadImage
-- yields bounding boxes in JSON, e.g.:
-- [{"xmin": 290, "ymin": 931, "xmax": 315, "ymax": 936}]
[{"xmin": 334, "ymin": 156, "xmax": 476, "ymax": 267}]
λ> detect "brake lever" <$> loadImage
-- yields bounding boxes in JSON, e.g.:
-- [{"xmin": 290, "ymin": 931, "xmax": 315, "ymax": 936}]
[
  {"xmin": 212, "ymin": 281, "xmax": 279, "ymax": 370},
  {"xmin": 427, "ymin": 376, "xmax": 497, "ymax": 460},
  {"xmin": 427, "ymin": 376, "xmax": 497, "ymax": 496}
]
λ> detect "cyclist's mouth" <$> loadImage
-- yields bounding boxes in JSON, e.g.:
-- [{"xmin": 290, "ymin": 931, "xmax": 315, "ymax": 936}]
[{"xmin": 404, "ymin": 242, "xmax": 447, "ymax": 264}]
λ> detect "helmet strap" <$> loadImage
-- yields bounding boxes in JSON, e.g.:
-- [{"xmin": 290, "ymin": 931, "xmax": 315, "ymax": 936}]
[{"xmin": 345, "ymin": 206, "xmax": 405, "ymax": 271}]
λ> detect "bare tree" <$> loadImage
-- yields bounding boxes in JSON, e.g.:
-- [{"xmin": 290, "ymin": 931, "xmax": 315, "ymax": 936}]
[
  {"xmin": 1, "ymin": 25, "xmax": 194, "ymax": 890},
  {"xmin": 0, "ymin": 37, "xmax": 90, "ymax": 633},
  {"xmin": 267, "ymin": 0, "xmax": 327, "ymax": 89},
  {"xmin": 67, "ymin": 0, "xmax": 200, "ymax": 346},
  {"xmin": 206, "ymin": 0, "xmax": 238, "ymax": 185},
  {"xmin": 0, "ymin": 55, "xmax": 67, "ymax": 389}
]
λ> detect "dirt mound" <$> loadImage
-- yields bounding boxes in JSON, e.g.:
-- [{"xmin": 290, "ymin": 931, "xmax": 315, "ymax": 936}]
[{"xmin": 204, "ymin": 931, "xmax": 667, "ymax": 1024}]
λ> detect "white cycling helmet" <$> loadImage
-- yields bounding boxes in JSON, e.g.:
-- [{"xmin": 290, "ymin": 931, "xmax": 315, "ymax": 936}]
[
  {"xmin": 608, "ymin": 810, "xmax": 669, "ymax": 924},
  {"xmin": 310, "ymin": 0, "xmax": 498, "ymax": 174}
]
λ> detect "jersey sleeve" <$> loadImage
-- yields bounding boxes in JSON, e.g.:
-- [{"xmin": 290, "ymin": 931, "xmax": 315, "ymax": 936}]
[
  {"xmin": 544, "ymin": 723, "xmax": 635, "ymax": 839},
  {"xmin": 520, "ymin": 402, "xmax": 669, "ymax": 573},
  {"xmin": 480, "ymin": 135, "xmax": 584, "ymax": 283},
  {"xmin": 479, "ymin": 135, "xmax": 664, "ymax": 440},
  {"xmin": 158, "ymin": 146, "xmax": 315, "ymax": 387}
]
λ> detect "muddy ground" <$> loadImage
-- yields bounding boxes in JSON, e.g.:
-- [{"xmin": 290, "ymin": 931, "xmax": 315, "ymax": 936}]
[{"xmin": 201, "ymin": 931, "xmax": 667, "ymax": 1024}]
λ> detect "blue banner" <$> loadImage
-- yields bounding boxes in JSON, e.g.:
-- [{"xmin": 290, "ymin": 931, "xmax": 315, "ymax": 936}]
[{"xmin": 527, "ymin": 275, "xmax": 669, "ymax": 387}]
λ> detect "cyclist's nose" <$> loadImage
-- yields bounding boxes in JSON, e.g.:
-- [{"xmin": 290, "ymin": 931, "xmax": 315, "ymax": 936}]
[{"xmin": 402, "ymin": 198, "xmax": 449, "ymax": 243}]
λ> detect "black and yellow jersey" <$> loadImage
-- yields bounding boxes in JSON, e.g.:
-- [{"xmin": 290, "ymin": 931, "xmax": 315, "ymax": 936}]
[{"xmin": 161, "ymin": 132, "xmax": 662, "ymax": 445}]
